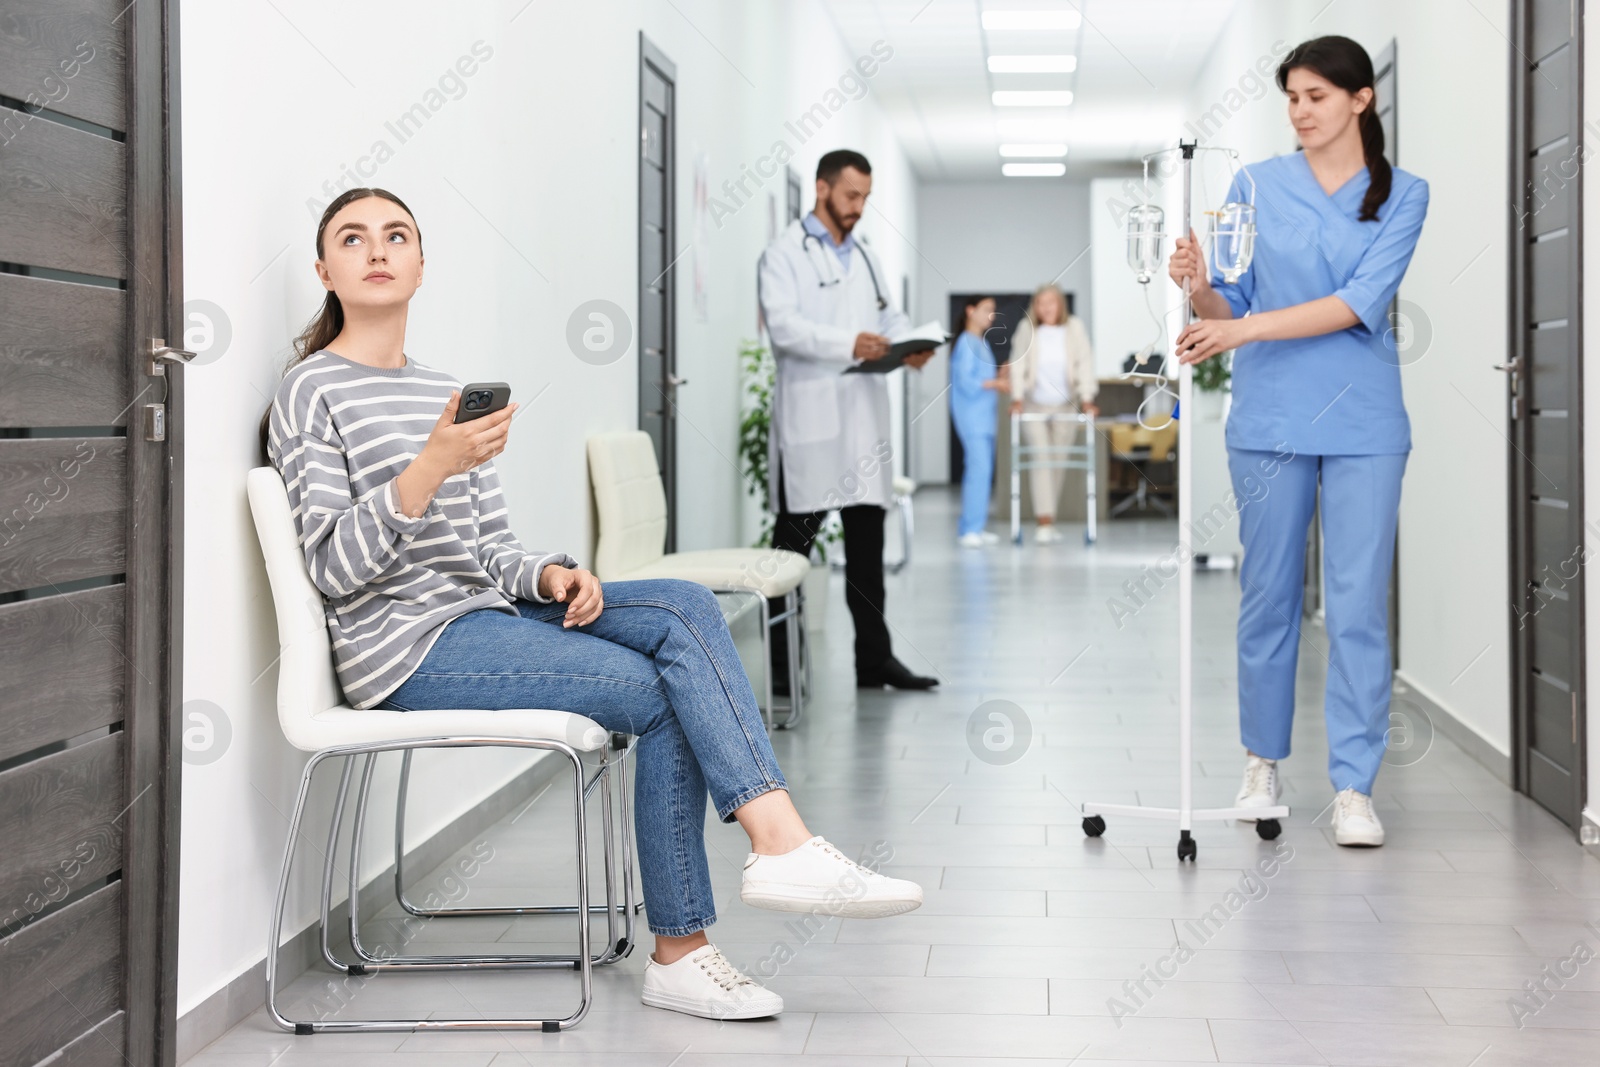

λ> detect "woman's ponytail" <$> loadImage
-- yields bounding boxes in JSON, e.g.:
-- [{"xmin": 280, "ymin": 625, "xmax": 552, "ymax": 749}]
[
  {"xmin": 1276, "ymin": 35, "xmax": 1392, "ymax": 222},
  {"xmin": 1355, "ymin": 107, "xmax": 1391, "ymax": 222}
]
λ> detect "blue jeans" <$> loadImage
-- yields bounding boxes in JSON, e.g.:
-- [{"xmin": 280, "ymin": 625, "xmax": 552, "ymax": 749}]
[
  {"xmin": 957, "ymin": 429, "xmax": 995, "ymax": 536},
  {"xmin": 1229, "ymin": 448, "xmax": 1408, "ymax": 794},
  {"xmin": 377, "ymin": 578, "xmax": 787, "ymax": 937}
]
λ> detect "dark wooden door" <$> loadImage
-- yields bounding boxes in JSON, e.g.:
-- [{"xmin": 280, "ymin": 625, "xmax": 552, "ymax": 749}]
[
  {"xmin": 0, "ymin": 0, "xmax": 183, "ymax": 1063},
  {"xmin": 1509, "ymin": 0, "xmax": 1586, "ymax": 829},
  {"xmin": 638, "ymin": 34, "xmax": 678, "ymax": 550}
]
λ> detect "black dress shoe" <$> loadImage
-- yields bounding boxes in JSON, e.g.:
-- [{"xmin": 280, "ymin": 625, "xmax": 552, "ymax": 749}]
[{"xmin": 857, "ymin": 657, "xmax": 938, "ymax": 690}]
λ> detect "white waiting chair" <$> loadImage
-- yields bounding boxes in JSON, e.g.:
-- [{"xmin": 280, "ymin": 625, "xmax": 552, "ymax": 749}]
[
  {"xmin": 889, "ymin": 475, "xmax": 916, "ymax": 572},
  {"xmin": 247, "ymin": 466, "xmax": 631, "ymax": 1034},
  {"xmin": 586, "ymin": 432, "xmax": 810, "ymax": 728},
  {"xmin": 822, "ymin": 475, "xmax": 917, "ymax": 573}
]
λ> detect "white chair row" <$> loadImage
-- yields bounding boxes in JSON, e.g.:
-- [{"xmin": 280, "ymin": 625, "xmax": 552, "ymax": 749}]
[
  {"xmin": 586, "ymin": 431, "xmax": 811, "ymax": 728},
  {"xmin": 248, "ymin": 434, "xmax": 820, "ymax": 1033}
]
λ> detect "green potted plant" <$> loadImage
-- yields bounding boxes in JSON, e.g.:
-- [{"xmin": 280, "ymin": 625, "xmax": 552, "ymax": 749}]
[{"xmin": 1192, "ymin": 349, "xmax": 1231, "ymax": 421}]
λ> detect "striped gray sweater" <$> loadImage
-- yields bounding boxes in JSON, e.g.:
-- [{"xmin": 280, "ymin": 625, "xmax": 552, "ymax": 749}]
[{"xmin": 266, "ymin": 349, "xmax": 575, "ymax": 710}]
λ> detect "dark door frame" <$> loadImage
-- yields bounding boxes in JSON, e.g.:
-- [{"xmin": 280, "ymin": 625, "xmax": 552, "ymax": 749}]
[
  {"xmin": 638, "ymin": 33, "xmax": 678, "ymax": 551},
  {"xmin": 1507, "ymin": 0, "xmax": 1587, "ymax": 830},
  {"xmin": 127, "ymin": 0, "xmax": 185, "ymax": 1061}
]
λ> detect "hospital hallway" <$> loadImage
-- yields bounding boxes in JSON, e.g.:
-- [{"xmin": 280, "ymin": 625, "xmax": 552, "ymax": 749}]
[
  {"xmin": 12, "ymin": 1, "xmax": 1600, "ymax": 1064},
  {"xmin": 183, "ymin": 491, "xmax": 1600, "ymax": 1066}
]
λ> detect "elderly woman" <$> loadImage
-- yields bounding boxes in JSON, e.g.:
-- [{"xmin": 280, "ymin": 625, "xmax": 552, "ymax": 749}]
[{"xmin": 1008, "ymin": 284, "xmax": 1098, "ymax": 543}]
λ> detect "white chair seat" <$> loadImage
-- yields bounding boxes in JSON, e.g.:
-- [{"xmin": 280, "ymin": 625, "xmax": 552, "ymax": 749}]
[
  {"xmin": 246, "ymin": 466, "xmax": 608, "ymax": 755},
  {"xmin": 617, "ymin": 547, "xmax": 809, "ymax": 598},
  {"xmin": 285, "ymin": 705, "xmax": 609, "ymax": 756},
  {"xmin": 893, "ymin": 475, "xmax": 915, "ymax": 497}
]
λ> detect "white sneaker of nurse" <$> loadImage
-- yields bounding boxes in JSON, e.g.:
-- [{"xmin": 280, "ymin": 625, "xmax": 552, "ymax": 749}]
[
  {"xmin": 1331, "ymin": 787, "xmax": 1385, "ymax": 847},
  {"xmin": 980, "ymin": 530, "xmax": 1000, "ymax": 543},
  {"xmin": 1035, "ymin": 525, "xmax": 1061, "ymax": 544},
  {"xmin": 1234, "ymin": 753, "xmax": 1281, "ymax": 821},
  {"xmin": 741, "ymin": 836, "xmax": 923, "ymax": 918},
  {"xmin": 640, "ymin": 944, "xmax": 783, "ymax": 1020},
  {"xmin": 957, "ymin": 532, "xmax": 986, "ymax": 549}
]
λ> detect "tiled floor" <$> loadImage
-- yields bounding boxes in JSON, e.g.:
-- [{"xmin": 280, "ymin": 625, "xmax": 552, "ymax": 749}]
[{"xmin": 189, "ymin": 490, "xmax": 1600, "ymax": 1066}]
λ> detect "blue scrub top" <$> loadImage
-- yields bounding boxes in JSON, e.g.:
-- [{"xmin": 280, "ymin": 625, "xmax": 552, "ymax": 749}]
[
  {"xmin": 949, "ymin": 331, "xmax": 999, "ymax": 439},
  {"xmin": 1212, "ymin": 153, "xmax": 1429, "ymax": 455}
]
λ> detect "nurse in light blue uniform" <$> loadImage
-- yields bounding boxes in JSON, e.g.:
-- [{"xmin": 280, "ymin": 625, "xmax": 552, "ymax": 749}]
[
  {"xmin": 1169, "ymin": 36, "xmax": 1428, "ymax": 847},
  {"xmin": 949, "ymin": 296, "xmax": 1007, "ymax": 545}
]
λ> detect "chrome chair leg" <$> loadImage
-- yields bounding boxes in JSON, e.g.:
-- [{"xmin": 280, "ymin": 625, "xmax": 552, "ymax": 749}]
[
  {"xmin": 755, "ymin": 593, "xmax": 775, "ymax": 731},
  {"xmin": 343, "ymin": 748, "xmax": 619, "ymax": 970},
  {"xmin": 796, "ymin": 582, "xmax": 812, "ymax": 701},
  {"xmin": 614, "ymin": 736, "xmax": 645, "ymax": 918},
  {"xmin": 778, "ymin": 589, "xmax": 804, "ymax": 729},
  {"xmin": 316, "ymin": 756, "xmax": 357, "ymax": 972},
  {"xmin": 266, "ymin": 738, "xmax": 595, "ymax": 1033},
  {"xmin": 389, "ymin": 746, "xmax": 634, "ymax": 944}
]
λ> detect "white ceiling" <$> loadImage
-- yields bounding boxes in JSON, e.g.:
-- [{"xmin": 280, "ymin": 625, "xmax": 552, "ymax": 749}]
[{"xmin": 820, "ymin": 0, "xmax": 1241, "ymax": 182}]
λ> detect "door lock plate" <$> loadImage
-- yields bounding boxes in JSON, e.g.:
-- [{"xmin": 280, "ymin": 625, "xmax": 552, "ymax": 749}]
[{"xmin": 143, "ymin": 403, "xmax": 166, "ymax": 442}]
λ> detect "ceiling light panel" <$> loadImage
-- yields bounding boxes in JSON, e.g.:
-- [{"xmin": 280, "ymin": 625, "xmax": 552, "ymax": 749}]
[
  {"xmin": 1002, "ymin": 162, "xmax": 1067, "ymax": 177},
  {"xmin": 987, "ymin": 54, "xmax": 1077, "ymax": 73}
]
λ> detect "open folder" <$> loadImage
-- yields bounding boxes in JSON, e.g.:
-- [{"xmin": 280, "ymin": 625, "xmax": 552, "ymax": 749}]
[{"xmin": 841, "ymin": 321, "xmax": 951, "ymax": 375}]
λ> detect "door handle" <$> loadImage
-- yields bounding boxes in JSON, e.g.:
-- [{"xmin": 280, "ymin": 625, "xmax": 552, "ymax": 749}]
[
  {"xmin": 148, "ymin": 337, "xmax": 199, "ymax": 376},
  {"xmin": 1493, "ymin": 358, "xmax": 1520, "ymax": 373},
  {"xmin": 667, "ymin": 374, "xmax": 689, "ymax": 388}
]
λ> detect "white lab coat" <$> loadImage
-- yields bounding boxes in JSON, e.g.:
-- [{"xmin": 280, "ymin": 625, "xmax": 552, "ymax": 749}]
[{"xmin": 757, "ymin": 219, "xmax": 910, "ymax": 512}]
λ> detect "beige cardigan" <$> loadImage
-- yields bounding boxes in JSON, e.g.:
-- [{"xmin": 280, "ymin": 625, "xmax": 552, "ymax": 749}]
[{"xmin": 1009, "ymin": 316, "xmax": 1097, "ymax": 406}]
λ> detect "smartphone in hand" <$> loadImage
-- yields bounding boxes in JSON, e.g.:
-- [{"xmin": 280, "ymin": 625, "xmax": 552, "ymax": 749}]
[{"xmin": 454, "ymin": 382, "xmax": 512, "ymax": 423}]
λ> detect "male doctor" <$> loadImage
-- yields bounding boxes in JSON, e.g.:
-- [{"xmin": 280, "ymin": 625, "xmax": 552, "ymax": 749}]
[{"xmin": 758, "ymin": 149, "xmax": 938, "ymax": 691}]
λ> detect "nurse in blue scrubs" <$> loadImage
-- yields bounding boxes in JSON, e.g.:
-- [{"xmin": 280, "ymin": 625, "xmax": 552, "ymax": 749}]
[
  {"xmin": 1167, "ymin": 36, "xmax": 1428, "ymax": 848},
  {"xmin": 950, "ymin": 295, "xmax": 1008, "ymax": 546}
]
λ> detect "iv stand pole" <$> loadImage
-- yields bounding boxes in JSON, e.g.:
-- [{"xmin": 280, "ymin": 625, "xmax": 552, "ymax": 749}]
[{"xmin": 1079, "ymin": 140, "xmax": 1289, "ymax": 862}]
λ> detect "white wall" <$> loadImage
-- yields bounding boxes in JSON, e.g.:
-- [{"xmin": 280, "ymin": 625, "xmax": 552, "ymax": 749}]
[
  {"xmin": 1089, "ymin": 177, "xmax": 1166, "ymax": 376},
  {"xmin": 176, "ymin": 0, "xmax": 916, "ymax": 1015},
  {"xmin": 1179, "ymin": 0, "xmax": 1514, "ymax": 756},
  {"xmin": 910, "ymin": 180, "xmax": 1097, "ymax": 483}
]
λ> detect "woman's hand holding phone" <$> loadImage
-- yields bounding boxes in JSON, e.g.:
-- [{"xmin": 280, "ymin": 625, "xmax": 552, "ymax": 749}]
[
  {"xmin": 425, "ymin": 391, "xmax": 518, "ymax": 475},
  {"xmin": 395, "ymin": 391, "xmax": 519, "ymax": 517}
]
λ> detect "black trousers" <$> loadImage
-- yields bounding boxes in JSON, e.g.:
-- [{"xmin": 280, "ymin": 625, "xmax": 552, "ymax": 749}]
[{"xmin": 770, "ymin": 461, "xmax": 891, "ymax": 677}]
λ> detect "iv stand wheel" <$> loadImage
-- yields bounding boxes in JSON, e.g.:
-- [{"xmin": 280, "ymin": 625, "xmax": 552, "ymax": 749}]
[
  {"xmin": 1081, "ymin": 815, "xmax": 1106, "ymax": 837},
  {"xmin": 1176, "ymin": 831, "xmax": 1197, "ymax": 862},
  {"xmin": 1254, "ymin": 818, "xmax": 1282, "ymax": 841}
]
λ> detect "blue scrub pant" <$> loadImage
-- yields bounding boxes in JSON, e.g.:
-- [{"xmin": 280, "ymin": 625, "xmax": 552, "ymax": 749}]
[
  {"xmin": 957, "ymin": 429, "xmax": 995, "ymax": 536},
  {"xmin": 1227, "ymin": 448, "xmax": 1408, "ymax": 795}
]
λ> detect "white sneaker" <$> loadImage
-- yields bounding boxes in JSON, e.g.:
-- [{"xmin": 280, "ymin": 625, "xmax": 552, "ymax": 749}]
[
  {"xmin": 957, "ymin": 532, "xmax": 986, "ymax": 548},
  {"xmin": 980, "ymin": 530, "xmax": 1001, "ymax": 543},
  {"xmin": 1331, "ymin": 788, "xmax": 1385, "ymax": 847},
  {"xmin": 741, "ymin": 837, "xmax": 923, "ymax": 918},
  {"xmin": 640, "ymin": 943, "xmax": 783, "ymax": 1020},
  {"xmin": 1035, "ymin": 525, "xmax": 1061, "ymax": 544},
  {"xmin": 1234, "ymin": 754, "xmax": 1281, "ymax": 821}
]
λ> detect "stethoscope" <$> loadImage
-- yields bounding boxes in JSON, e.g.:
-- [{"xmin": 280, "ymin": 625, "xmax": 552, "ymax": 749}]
[{"xmin": 801, "ymin": 229, "xmax": 888, "ymax": 310}]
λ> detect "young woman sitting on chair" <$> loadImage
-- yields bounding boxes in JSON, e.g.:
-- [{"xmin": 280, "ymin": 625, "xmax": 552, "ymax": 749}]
[{"xmin": 262, "ymin": 187, "xmax": 921, "ymax": 1021}]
